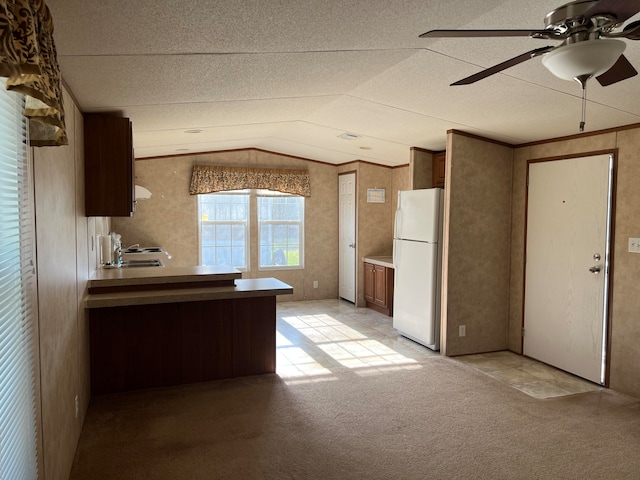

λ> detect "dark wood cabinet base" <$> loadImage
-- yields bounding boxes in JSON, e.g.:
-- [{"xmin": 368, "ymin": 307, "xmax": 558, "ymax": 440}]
[
  {"xmin": 365, "ymin": 300, "xmax": 393, "ymax": 317},
  {"xmin": 363, "ymin": 262, "xmax": 394, "ymax": 317},
  {"xmin": 89, "ymin": 296, "xmax": 276, "ymax": 395}
]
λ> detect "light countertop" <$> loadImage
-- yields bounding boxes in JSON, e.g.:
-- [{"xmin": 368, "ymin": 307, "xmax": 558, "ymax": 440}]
[
  {"xmin": 363, "ymin": 256, "xmax": 394, "ymax": 269},
  {"xmin": 89, "ymin": 265, "xmax": 242, "ymax": 288},
  {"xmin": 85, "ymin": 277, "xmax": 293, "ymax": 308}
]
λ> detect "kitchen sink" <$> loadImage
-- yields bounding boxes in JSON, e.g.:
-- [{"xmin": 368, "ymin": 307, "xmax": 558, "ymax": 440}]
[
  {"xmin": 120, "ymin": 259, "xmax": 163, "ymax": 268},
  {"xmin": 124, "ymin": 247, "xmax": 165, "ymax": 254}
]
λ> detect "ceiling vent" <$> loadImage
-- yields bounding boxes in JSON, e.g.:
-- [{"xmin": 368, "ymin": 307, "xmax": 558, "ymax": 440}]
[{"xmin": 338, "ymin": 132, "xmax": 361, "ymax": 140}]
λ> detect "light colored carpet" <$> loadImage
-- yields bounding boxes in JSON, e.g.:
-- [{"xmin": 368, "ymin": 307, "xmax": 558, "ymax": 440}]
[{"xmin": 70, "ymin": 356, "xmax": 640, "ymax": 479}]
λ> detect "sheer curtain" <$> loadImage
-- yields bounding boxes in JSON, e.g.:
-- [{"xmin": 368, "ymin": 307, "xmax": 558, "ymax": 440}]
[{"xmin": 0, "ymin": 82, "xmax": 39, "ymax": 477}]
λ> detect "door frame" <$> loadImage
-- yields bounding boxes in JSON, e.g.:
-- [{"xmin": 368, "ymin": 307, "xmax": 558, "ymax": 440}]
[
  {"xmin": 338, "ymin": 171, "xmax": 357, "ymax": 303},
  {"xmin": 521, "ymin": 149, "xmax": 618, "ymax": 386}
]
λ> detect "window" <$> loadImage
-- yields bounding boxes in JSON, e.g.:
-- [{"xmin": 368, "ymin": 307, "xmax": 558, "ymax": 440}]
[
  {"xmin": 0, "ymin": 83, "xmax": 39, "ymax": 477},
  {"xmin": 258, "ymin": 191, "xmax": 304, "ymax": 269},
  {"xmin": 198, "ymin": 190, "xmax": 249, "ymax": 270},
  {"xmin": 198, "ymin": 189, "xmax": 304, "ymax": 270}
]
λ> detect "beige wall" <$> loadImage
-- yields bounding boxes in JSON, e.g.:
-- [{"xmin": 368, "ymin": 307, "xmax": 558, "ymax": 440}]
[
  {"xmin": 442, "ymin": 132, "xmax": 514, "ymax": 356},
  {"xmin": 509, "ymin": 130, "xmax": 640, "ymax": 397},
  {"xmin": 33, "ymin": 88, "xmax": 109, "ymax": 479},
  {"xmin": 116, "ymin": 154, "xmax": 405, "ymax": 306},
  {"xmin": 392, "ymin": 165, "xmax": 411, "ymax": 215},
  {"xmin": 409, "ymin": 147, "xmax": 433, "ymax": 189},
  {"xmin": 112, "ymin": 154, "xmax": 410, "ymax": 309},
  {"xmin": 112, "ymin": 150, "xmax": 339, "ymax": 302},
  {"xmin": 436, "ymin": 126, "xmax": 640, "ymax": 398},
  {"xmin": 336, "ymin": 162, "xmax": 397, "ymax": 306},
  {"xmin": 113, "ymin": 149, "xmax": 414, "ymax": 309}
]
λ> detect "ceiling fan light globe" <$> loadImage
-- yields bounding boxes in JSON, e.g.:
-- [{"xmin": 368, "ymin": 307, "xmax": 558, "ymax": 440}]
[{"xmin": 541, "ymin": 39, "xmax": 626, "ymax": 81}]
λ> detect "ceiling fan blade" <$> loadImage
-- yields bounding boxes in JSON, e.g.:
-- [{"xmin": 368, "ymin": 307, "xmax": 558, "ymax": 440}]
[
  {"xmin": 622, "ymin": 19, "xmax": 640, "ymax": 39},
  {"xmin": 596, "ymin": 54, "xmax": 638, "ymax": 85},
  {"xmin": 419, "ymin": 29, "xmax": 563, "ymax": 39},
  {"xmin": 584, "ymin": 0, "xmax": 640, "ymax": 23},
  {"xmin": 451, "ymin": 46, "xmax": 555, "ymax": 86}
]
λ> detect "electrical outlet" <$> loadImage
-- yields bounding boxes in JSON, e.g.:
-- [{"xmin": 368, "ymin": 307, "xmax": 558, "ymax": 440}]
[
  {"xmin": 313, "ymin": 281, "xmax": 318, "ymax": 288},
  {"xmin": 75, "ymin": 395, "xmax": 79, "ymax": 419},
  {"xmin": 629, "ymin": 238, "xmax": 640, "ymax": 253},
  {"xmin": 459, "ymin": 325, "xmax": 466, "ymax": 337}
]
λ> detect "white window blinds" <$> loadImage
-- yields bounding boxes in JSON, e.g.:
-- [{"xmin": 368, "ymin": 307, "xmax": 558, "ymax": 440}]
[{"xmin": 0, "ymin": 82, "xmax": 39, "ymax": 478}]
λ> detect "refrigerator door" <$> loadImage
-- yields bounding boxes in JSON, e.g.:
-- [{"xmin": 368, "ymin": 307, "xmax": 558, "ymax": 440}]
[
  {"xmin": 393, "ymin": 239, "xmax": 439, "ymax": 349},
  {"xmin": 395, "ymin": 189, "xmax": 442, "ymax": 243}
]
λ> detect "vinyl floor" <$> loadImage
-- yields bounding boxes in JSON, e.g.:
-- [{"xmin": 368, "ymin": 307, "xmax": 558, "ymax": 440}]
[{"xmin": 276, "ymin": 299, "xmax": 601, "ymax": 398}]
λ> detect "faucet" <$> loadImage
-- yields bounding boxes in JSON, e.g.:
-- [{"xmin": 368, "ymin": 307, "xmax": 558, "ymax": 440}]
[
  {"xmin": 110, "ymin": 232, "xmax": 123, "ymax": 266},
  {"xmin": 116, "ymin": 244, "xmax": 123, "ymax": 265}
]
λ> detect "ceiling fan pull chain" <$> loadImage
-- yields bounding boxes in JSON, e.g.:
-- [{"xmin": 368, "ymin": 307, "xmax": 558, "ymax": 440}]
[
  {"xmin": 580, "ymin": 83, "xmax": 587, "ymax": 132},
  {"xmin": 574, "ymin": 74, "xmax": 590, "ymax": 133}
]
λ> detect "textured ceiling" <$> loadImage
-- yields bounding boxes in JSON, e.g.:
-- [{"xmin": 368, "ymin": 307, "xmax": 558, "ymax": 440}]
[{"xmin": 47, "ymin": 0, "xmax": 640, "ymax": 166}]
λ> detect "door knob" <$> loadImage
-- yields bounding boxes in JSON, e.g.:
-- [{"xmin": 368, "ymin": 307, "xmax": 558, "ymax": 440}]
[
  {"xmin": 349, "ymin": 243, "xmax": 356, "ymax": 248},
  {"xmin": 589, "ymin": 266, "xmax": 601, "ymax": 274}
]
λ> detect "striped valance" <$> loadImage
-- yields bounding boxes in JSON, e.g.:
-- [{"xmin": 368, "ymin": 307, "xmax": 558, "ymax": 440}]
[{"xmin": 189, "ymin": 165, "xmax": 311, "ymax": 197}]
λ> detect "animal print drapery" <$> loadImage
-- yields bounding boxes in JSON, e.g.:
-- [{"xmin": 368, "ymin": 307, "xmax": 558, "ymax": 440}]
[
  {"xmin": 0, "ymin": 0, "xmax": 67, "ymax": 146},
  {"xmin": 190, "ymin": 165, "xmax": 311, "ymax": 197}
]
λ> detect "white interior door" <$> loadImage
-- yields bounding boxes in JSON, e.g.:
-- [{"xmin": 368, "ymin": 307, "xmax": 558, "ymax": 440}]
[
  {"xmin": 339, "ymin": 173, "xmax": 356, "ymax": 302},
  {"xmin": 523, "ymin": 154, "xmax": 613, "ymax": 384}
]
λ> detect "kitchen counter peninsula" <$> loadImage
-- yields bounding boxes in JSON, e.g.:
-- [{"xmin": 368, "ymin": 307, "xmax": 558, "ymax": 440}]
[{"xmin": 86, "ymin": 265, "xmax": 293, "ymax": 395}]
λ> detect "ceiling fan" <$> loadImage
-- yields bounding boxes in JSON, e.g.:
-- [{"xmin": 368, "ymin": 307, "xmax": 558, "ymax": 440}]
[{"xmin": 421, "ymin": 0, "xmax": 640, "ymax": 131}]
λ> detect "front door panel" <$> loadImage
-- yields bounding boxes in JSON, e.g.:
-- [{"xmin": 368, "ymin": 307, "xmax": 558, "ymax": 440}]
[{"xmin": 523, "ymin": 154, "xmax": 612, "ymax": 384}]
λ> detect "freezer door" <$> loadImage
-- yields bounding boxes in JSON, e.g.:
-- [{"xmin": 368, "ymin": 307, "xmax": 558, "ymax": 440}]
[
  {"xmin": 392, "ymin": 239, "xmax": 439, "ymax": 348},
  {"xmin": 395, "ymin": 189, "xmax": 442, "ymax": 243}
]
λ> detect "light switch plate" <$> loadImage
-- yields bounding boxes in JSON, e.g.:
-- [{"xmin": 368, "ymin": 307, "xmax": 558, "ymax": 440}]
[{"xmin": 629, "ymin": 238, "xmax": 640, "ymax": 253}]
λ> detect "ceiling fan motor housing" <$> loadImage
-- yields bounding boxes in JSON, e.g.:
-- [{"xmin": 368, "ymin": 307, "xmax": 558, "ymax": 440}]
[{"xmin": 545, "ymin": 0, "xmax": 603, "ymax": 30}]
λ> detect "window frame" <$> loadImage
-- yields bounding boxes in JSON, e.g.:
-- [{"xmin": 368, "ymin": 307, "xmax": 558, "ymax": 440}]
[
  {"xmin": 257, "ymin": 190, "xmax": 305, "ymax": 271},
  {"xmin": 197, "ymin": 189, "xmax": 251, "ymax": 272},
  {"xmin": 197, "ymin": 189, "xmax": 305, "ymax": 272}
]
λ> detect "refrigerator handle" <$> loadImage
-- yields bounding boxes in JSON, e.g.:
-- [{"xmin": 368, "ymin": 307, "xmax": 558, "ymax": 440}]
[
  {"xmin": 394, "ymin": 208, "xmax": 401, "ymax": 239},
  {"xmin": 393, "ymin": 239, "xmax": 399, "ymax": 268},
  {"xmin": 393, "ymin": 240, "xmax": 395, "ymax": 267}
]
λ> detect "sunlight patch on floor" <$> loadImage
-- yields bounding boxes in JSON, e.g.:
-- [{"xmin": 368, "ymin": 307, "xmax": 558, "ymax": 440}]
[{"xmin": 277, "ymin": 313, "xmax": 420, "ymax": 383}]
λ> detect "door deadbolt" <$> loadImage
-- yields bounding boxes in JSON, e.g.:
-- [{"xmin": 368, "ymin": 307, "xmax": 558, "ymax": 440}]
[{"xmin": 593, "ymin": 253, "xmax": 601, "ymax": 261}]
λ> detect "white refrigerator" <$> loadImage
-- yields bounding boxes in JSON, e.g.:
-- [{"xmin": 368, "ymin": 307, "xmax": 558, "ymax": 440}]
[{"xmin": 393, "ymin": 188, "xmax": 444, "ymax": 351}]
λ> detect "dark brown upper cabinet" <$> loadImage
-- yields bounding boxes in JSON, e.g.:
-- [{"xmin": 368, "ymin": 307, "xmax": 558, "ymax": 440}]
[
  {"xmin": 432, "ymin": 152, "xmax": 446, "ymax": 188},
  {"xmin": 84, "ymin": 114, "xmax": 134, "ymax": 217}
]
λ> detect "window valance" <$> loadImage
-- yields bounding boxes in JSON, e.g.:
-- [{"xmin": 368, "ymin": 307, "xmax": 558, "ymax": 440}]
[
  {"xmin": 190, "ymin": 165, "xmax": 311, "ymax": 197},
  {"xmin": 0, "ymin": 0, "xmax": 67, "ymax": 146}
]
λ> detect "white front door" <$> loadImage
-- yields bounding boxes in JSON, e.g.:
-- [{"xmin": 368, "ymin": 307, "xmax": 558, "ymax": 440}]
[
  {"xmin": 523, "ymin": 154, "xmax": 613, "ymax": 384},
  {"xmin": 339, "ymin": 173, "xmax": 356, "ymax": 303}
]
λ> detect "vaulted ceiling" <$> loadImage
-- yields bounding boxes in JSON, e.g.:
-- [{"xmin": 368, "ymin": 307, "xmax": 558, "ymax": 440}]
[{"xmin": 48, "ymin": 0, "xmax": 640, "ymax": 166}]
